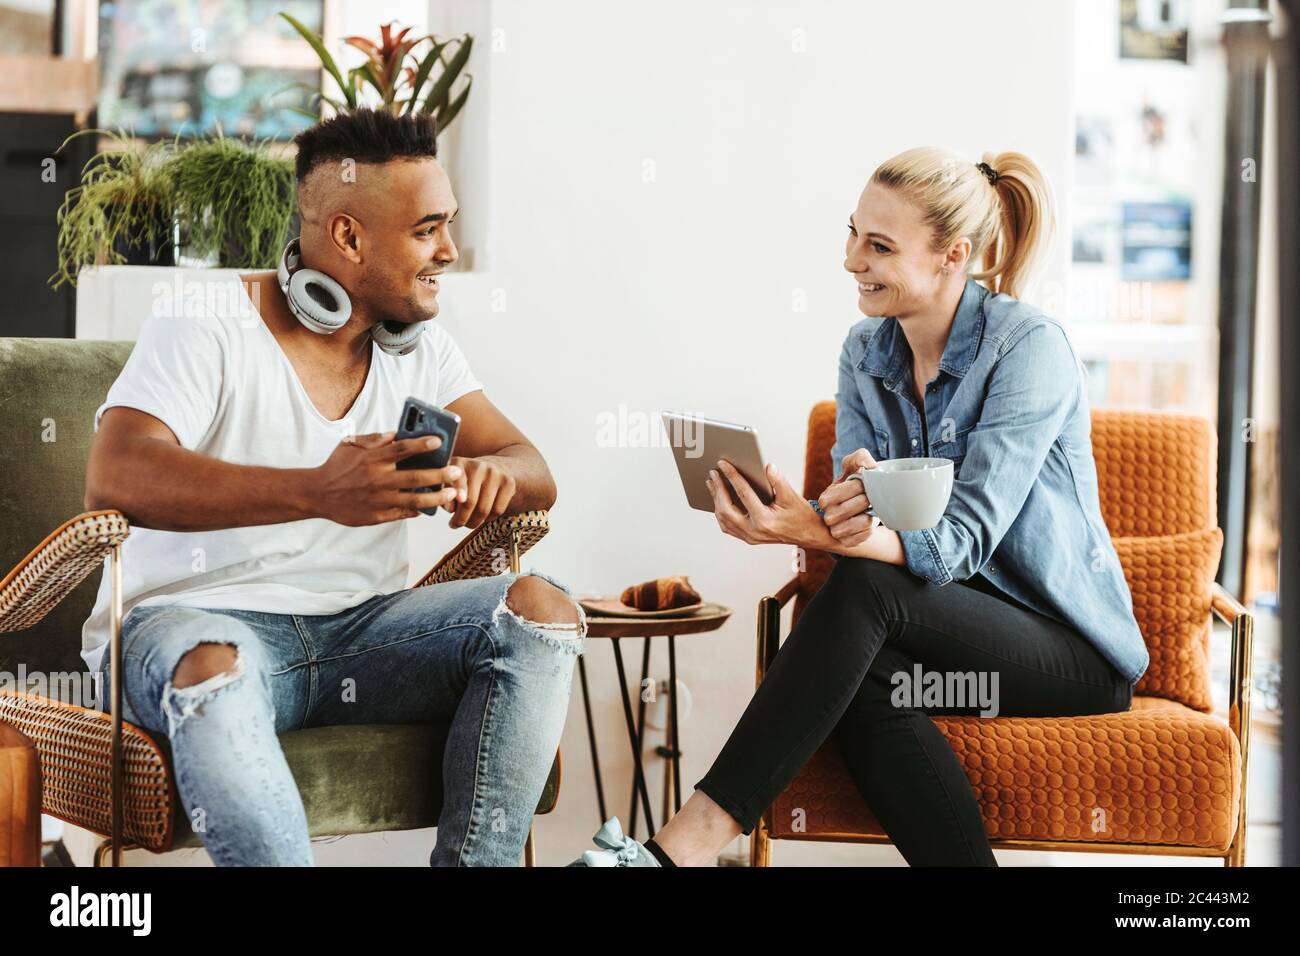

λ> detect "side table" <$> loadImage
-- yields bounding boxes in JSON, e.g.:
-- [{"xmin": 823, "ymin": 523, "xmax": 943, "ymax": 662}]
[{"xmin": 577, "ymin": 603, "xmax": 731, "ymax": 840}]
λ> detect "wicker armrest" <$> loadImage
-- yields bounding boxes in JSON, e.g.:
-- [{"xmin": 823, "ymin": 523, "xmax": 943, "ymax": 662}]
[
  {"xmin": 0, "ymin": 691, "xmax": 174, "ymax": 852},
  {"xmin": 414, "ymin": 510, "xmax": 550, "ymax": 587},
  {"xmin": 0, "ymin": 510, "xmax": 130, "ymax": 634}
]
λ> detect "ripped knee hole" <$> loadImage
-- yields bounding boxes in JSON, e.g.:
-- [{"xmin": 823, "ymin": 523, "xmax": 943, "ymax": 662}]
[
  {"xmin": 504, "ymin": 575, "xmax": 582, "ymax": 628},
  {"xmin": 172, "ymin": 642, "xmax": 242, "ymax": 690}
]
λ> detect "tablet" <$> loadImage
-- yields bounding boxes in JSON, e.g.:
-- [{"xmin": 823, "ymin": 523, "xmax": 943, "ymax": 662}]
[{"xmin": 661, "ymin": 411, "xmax": 775, "ymax": 513}]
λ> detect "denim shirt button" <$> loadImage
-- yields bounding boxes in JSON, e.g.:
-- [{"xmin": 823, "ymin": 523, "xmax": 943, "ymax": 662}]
[
  {"xmin": 988, "ymin": 565, "xmax": 996, "ymax": 574},
  {"xmin": 911, "ymin": 438, "xmax": 918, "ymax": 447}
]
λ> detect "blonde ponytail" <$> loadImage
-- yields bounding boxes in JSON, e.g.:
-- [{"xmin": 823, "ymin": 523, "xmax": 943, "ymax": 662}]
[{"xmin": 870, "ymin": 147, "xmax": 1057, "ymax": 299}]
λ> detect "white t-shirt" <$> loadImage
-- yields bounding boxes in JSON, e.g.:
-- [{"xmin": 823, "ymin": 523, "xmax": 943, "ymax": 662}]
[{"xmin": 80, "ymin": 271, "xmax": 483, "ymax": 674}]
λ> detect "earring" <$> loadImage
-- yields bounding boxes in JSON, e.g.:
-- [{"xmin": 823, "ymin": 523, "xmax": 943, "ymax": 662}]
[{"xmin": 940, "ymin": 266, "xmax": 951, "ymax": 276}]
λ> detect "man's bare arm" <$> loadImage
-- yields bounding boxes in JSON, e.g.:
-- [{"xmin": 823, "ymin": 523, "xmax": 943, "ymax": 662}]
[
  {"xmin": 85, "ymin": 407, "xmax": 464, "ymax": 532},
  {"xmin": 443, "ymin": 390, "xmax": 557, "ymax": 528}
]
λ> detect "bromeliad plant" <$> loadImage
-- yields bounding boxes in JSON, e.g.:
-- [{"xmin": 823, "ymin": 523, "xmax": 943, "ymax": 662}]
[{"xmin": 280, "ymin": 14, "xmax": 474, "ymax": 137}]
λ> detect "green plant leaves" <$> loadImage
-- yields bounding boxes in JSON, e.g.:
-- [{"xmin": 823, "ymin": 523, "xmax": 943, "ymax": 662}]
[
  {"xmin": 50, "ymin": 133, "xmax": 297, "ymax": 288},
  {"xmin": 50, "ymin": 132, "xmax": 180, "ymax": 288},
  {"xmin": 280, "ymin": 12, "xmax": 357, "ymax": 109},
  {"xmin": 279, "ymin": 17, "xmax": 474, "ymax": 136},
  {"xmin": 439, "ymin": 74, "xmax": 473, "ymax": 130},
  {"xmin": 170, "ymin": 138, "xmax": 295, "ymax": 268},
  {"xmin": 53, "ymin": 17, "xmax": 478, "ymax": 289},
  {"xmin": 405, "ymin": 39, "xmax": 450, "ymax": 114},
  {"xmin": 420, "ymin": 35, "xmax": 473, "ymax": 123}
]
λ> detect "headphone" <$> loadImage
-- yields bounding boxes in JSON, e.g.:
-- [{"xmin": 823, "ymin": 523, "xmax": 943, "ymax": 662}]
[{"xmin": 276, "ymin": 238, "xmax": 426, "ymax": 356}]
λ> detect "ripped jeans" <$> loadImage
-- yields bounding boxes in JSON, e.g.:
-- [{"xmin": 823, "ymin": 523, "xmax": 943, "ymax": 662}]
[{"xmin": 96, "ymin": 570, "xmax": 586, "ymax": 866}]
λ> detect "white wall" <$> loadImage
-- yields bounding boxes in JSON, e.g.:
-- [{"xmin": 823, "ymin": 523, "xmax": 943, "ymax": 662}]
[{"xmin": 404, "ymin": 0, "xmax": 1076, "ymax": 864}]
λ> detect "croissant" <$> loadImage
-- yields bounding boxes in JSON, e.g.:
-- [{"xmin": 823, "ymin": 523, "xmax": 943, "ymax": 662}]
[{"xmin": 620, "ymin": 575, "xmax": 702, "ymax": 610}]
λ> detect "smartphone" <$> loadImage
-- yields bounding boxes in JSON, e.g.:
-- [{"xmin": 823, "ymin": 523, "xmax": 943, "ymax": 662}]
[{"xmin": 395, "ymin": 397, "xmax": 461, "ymax": 516}]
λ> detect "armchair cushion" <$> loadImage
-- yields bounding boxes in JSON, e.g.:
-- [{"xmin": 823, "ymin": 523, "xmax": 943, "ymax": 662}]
[
  {"xmin": 771, "ymin": 696, "xmax": 1242, "ymax": 851},
  {"xmin": 1114, "ymin": 528, "xmax": 1223, "ymax": 713},
  {"xmin": 165, "ymin": 723, "xmax": 561, "ymax": 850},
  {"xmin": 1090, "ymin": 409, "xmax": 1216, "ymax": 537}
]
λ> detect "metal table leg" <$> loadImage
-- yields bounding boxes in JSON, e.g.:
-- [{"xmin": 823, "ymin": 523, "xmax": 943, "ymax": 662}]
[
  {"xmin": 669, "ymin": 634, "xmax": 682, "ymax": 813},
  {"xmin": 628, "ymin": 636, "xmax": 652, "ymax": 837},
  {"xmin": 577, "ymin": 655, "xmax": 607, "ymax": 825},
  {"xmin": 610, "ymin": 637, "xmax": 655, "ymax": 835}
]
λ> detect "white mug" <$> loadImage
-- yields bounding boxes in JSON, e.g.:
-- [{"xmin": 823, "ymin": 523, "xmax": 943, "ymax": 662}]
[{"xmin": 851, "ymin": 458, "xmax": 953, "ymax": 531}]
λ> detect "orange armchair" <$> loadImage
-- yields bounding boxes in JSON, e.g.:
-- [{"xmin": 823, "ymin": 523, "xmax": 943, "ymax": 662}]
[{"xmin": 751, "ymin": 405, "xmax": 1254, "ymax": 866}]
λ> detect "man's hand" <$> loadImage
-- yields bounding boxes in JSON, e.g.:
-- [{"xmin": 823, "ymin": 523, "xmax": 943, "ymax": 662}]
[
  {"xmin": 706, "ymin": 459, "xmax": 835, "ymax": 549},
  {"xmin": 817, "ymin": 448, "xmax": 878, "ymax": 548},
  {"xmin": 313, "ymin": 431, "xmax": 468, "ymax": 526},
  {"xmin": 447, "ymin": 455, "xmax": 518, "ymax": 530}
]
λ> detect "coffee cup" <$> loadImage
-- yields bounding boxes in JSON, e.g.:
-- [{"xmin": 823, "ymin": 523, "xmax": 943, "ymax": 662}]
[{"xmin": 851, "ymin": 458, "xmax": 953, "ymax": 531}]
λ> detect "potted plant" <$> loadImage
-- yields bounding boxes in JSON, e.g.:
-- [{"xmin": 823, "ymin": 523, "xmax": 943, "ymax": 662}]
[
  {"xmin": 52, "ymin": 132, "xmax": 299, "ymax": 287},
  {"xmin": 169, "ymin": 136, "xmax": 296, "ymax": 268},
  {"xmin": 51, "ymin": 132, "xmax": 178, "ymax": 288},
  {"xmin": 280, "ymin": 14, "xmax": 474, "ymax": 138}
]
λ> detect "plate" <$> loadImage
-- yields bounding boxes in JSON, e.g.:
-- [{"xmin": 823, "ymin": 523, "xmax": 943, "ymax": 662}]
[{"xmin": 578, "ymin": 597, "xmax": 707, "ymax": 619}]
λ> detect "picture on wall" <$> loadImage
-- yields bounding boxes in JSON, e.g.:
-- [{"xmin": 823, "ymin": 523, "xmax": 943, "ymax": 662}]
[
  {"xmin": 1119, "ymin": 0, "xmax": 1190, "ymax": 63},
  {"xmin": 1121, "ymin": 200, "xmax": 1192, "ymax": 281},
  {"xmin": 97, "ymin": 0, "xmax": 324, "ymax": 138}
]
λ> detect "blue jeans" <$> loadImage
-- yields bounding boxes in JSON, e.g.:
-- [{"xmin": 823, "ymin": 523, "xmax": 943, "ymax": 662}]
[{"xmin": 97, "ymin": 570, "xmax": 585, "ymax": 866}]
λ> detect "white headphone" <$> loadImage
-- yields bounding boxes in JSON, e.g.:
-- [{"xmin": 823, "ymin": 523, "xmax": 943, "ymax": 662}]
[{"xmin": 276, "ymin": 238, "xmax": 425, "ymax": 356}]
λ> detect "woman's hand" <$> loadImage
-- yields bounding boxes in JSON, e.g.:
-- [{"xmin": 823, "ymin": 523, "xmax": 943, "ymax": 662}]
[
  {"xmin": 838, "ymin": 448, "xmax": 879, "ymax": 477},
  {"xmin": 817, "ymin": 448, "xmax": 879, "ymax": 548},
  {"xmin": 706, "ymin": 459, "xmax": 833, "ymax": 549}
]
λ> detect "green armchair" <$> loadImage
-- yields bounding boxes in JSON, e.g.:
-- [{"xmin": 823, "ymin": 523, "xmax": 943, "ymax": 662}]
[{"xmin": 0, "ymin": 337, "xmax": 559, "ymax": 867}]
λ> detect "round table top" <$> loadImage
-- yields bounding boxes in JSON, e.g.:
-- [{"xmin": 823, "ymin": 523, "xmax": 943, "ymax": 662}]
[{"xmin": 581, "ymin": 602, "xmax": 732, "ymax": 638}]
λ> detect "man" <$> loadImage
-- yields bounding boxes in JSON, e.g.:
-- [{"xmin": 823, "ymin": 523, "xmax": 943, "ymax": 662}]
[{"xmin": 80, "ymin": 108, "xmax": 584, "ymax": 866}]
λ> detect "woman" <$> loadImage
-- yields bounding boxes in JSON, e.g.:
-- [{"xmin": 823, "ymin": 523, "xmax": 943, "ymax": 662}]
[{"xmin": 573, "ymin": 147, "xmax": 1149, "ymax": 867}]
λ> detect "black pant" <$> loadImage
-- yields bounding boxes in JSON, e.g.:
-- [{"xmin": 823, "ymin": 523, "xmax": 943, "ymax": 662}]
[{"xmin": 695, "ymin": 557, "xmax": 1133, "ymax": 866}]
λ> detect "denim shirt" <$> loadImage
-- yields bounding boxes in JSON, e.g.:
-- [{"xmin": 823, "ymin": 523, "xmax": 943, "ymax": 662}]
[{"xmin": 830, "ymin": 277, "xmax": 1149, "ymax": 685}]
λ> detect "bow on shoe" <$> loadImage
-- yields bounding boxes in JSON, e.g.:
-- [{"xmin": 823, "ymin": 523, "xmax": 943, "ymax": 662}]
[{"xmin": 581, "ymin": 818, "xmax": 644, "ymax": 867}]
